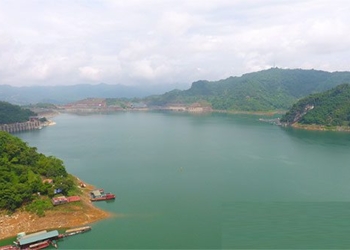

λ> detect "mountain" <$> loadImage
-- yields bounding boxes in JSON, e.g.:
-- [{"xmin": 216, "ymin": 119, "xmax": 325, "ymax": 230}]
[
  {"xmin": 144, "ymin": 68, "xmax": 350, "ymax": 111},
  {"xmin": 0, "ymin": 83, "xmax": 188, "ymax": 105},
  {"xmin": 280, "ymin": 84, "xmax": 350, "ymax": 127},
  {"xmin": 4, "ymin": 68, "xmax": 350, "ymax": 110}
]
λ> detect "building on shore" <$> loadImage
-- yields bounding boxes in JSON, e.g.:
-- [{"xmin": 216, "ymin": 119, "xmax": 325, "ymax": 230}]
[{"xmin": 51, "ymin": 195, "xmax": 81, "ymax": 206}]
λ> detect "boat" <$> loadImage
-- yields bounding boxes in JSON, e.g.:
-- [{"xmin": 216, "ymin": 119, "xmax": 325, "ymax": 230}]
[
  {"xmin": 64, "ymin": 226, "xmax": 92, "ymax": 236},
  {"xmin": 90, "ymin": 193, "xmax": 116, "ymax": 201},
  {"xmin": 15, "ymin": 230, "xmax": 59, "ymax": 250},
  {"xmin": 0, "ymin": 246, "xmax": 19, "ymax": 250},
  {"xmin": 27, "ymin": 240, "xmax": 50, "ymax": 250},
  {"xmin": 90, "ymin": 189, "xmax": 116, "ymax": 201}
]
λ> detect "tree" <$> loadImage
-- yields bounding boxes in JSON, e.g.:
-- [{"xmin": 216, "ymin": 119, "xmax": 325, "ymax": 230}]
[{"xmin": 0, "ymin": 131, "xmax": 75, "ymax": 211}]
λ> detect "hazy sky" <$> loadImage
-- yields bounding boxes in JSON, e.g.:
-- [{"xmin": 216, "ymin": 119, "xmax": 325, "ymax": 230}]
[{"xmin": 1, "ymin": 0, "xmax": 349, "ymax": 87}]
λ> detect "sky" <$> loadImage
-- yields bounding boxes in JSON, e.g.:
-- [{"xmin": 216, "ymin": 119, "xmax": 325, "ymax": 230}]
[{"xmin": 0, "ymin": 0, "xmax": 350, "ymax": 87}]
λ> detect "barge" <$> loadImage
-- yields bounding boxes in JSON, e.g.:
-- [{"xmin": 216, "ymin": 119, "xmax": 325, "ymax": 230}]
[
  {"xmin": 6, "ymin": 225, "xmax": 92, "ymax": 250},
  {"xmin": 25, "ymin": 240, "xmax": 51, "ymax": 250},
  {"xmin": 15, "ymin": 230, "xmax": 60, "ymax": 249},
  {"xmin": 90, "ymin": 189, "xmax": 115, "ymax": 201},
  {"xmin": 64, "ymin": 226, "xmax": 91, "ymax": 236},
  {"xmin": 0, "ymin": 246, "xmax": 19, "ymax": 250}
]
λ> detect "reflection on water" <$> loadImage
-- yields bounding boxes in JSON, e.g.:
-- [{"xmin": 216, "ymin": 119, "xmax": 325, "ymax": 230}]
[{"xmin": 282, "ymin": 126, "xmax": 350, "ymax": 146}]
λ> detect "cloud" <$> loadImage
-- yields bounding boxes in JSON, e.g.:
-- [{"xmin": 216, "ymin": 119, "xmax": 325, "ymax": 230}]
[
  {"xmin": 0, "ymin": 0, "xmax": 350, "ymax": 86},
  {"xmin": 157, "ymin": 11, "xmax": 201, "ymax": 37},
  {"xmin": 79, "ymin": 66, "xmax": 102, "ymax": 81}
]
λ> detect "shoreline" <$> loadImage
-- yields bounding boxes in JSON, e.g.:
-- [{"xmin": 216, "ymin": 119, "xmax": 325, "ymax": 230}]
[
  {"xmin": 48, "ymin": 108, "xmax": 350, "ymax": 132},
  {"xmin": 291, "ymin": 123, "xmax": 350, "ymax": 132},
  {"xmin": 0, "ymin": 178, "xmax": 113, "ymax": 241},
  {"xmin": 60, "ymin": 107, "xmax": 286, "ymax": 116},
  {"xmin": 213, "ymin": 109, "xmax": 286, "ymax": 116}
]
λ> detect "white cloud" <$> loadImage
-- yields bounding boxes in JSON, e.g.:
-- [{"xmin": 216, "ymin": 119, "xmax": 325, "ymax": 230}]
[
  {"xmin": 0, "ymin": 0, "xmax": 350, "ymax": 86},
  {"xmin": 79, "ymin": 66, "xmax": 102, "ymax": 81},
  {"xmin": 157, "ymin": 11, "xmax": 201, "ymax": 37}
]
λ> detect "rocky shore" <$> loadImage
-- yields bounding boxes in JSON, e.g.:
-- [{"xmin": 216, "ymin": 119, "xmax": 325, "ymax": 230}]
[{"xmin": 291, "ymin": 123, "xmax": 350, "ymax": 132}]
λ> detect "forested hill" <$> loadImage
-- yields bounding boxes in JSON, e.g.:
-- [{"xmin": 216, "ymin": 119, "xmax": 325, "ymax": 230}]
[
  {"xmin": 0, "ymin": 101, "xmax": 37, "ymax": 124},
  {"xmin": 144, "ymin": 68, "xmax": 350, "ymax": 111},
  {"xmin": 280, "ymin": 84, "xmax": 350, "ymax": 126},
  {"xmin": 0, "ymin": 131, "xmax": 76, "ymax": 213}
]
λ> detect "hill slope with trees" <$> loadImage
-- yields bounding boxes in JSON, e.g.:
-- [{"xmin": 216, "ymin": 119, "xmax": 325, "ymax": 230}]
[
  {"xmin": 144, "ymin": 68, "xmax": 350, "ymax": 111},
  {"xmin": 0, "ymin": 131, "xmax": 76, "ymax": 213},
  {"xmin": 0, "ymin": 101, "xmax": 37, "ymax": 124},
  {"xmin": 280, "ymin": 84, "xmax": 350, "ymax": 127}
]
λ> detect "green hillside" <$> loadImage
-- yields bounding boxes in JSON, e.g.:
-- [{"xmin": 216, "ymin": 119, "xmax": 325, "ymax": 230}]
[
  {"xmin": 0, "ymin": 101, "xmax": 37, "ymax": 124},
  {"xmin": 280, "ymin": 84, "xmax": 350, "ymax": 126},
  {"xmin": 0, "ymin": 131, "xmax": 76, "ymax": 213},
  {"xmin": 145, "ymin": 68, "xmax": 350, "ymax": 111}
]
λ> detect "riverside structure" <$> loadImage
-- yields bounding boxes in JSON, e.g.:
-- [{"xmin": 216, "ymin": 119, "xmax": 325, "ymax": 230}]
[{"xmin": 0, "ymin": 119, "xmax": 41, "ymax": 133}]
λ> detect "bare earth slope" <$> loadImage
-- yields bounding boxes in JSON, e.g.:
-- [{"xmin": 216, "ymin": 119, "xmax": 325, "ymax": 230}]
[{"xmin": 0, "ymin": 182, "xmax": 113, "ymax": 240}]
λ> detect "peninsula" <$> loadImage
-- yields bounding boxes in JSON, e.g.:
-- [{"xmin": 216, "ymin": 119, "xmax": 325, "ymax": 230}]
[
  {"xmin": 280, "ymin": 84, "xmax": 350, "ymax": 131},
  {"xmin": 0, "ymin": 182, "xmax": 112, "ymax": 240},
  {"xmin": 0, "ymin": 131, "xmax": 112, "ymax": 240}
]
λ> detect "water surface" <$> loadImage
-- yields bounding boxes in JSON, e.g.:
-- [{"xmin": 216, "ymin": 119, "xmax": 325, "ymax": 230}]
[{"xmin": 15, "ymin": 112, "xmax": 350, "ymax": 249}]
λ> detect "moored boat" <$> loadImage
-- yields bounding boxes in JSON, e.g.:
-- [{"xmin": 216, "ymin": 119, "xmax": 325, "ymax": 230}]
[
  {"xmin": 90, "ymin": 189, "xmax": 116, "ymax": 201},
  {"xmin": 15, "ymin": 230, "xmax": 59, "ymax": 250},
  {"xmin": 27, "ymin": 240, "xmax": 50, "ymax": 250},
  {"xmin": 64, "ymin": 226, "xmax": 92, "ymax": 236},
  {"xmin": 0, "ymin": 245, "xmax": 19, "ymax": 250}
]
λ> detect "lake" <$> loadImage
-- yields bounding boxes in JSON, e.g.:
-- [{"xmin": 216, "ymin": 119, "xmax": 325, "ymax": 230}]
[{"xmin": 14, "ymin": 111, "xmax": 350, "ymax": 249}]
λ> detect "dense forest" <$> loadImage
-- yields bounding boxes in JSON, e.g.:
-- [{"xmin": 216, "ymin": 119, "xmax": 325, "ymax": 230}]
[
  {"xmin": 280, "ymin": 84, "xmax": 350, "ymax": 126},
  {"xmin": 0, "ymin": 101, "xmax": 37, "ymax": 124},
  {"xmin": 144, "ymin": 68, "xmax": 350, "ymax": 111},
  {"xmin": 0, "ymin": 131, "xmax": 76, "ymax": 213}
]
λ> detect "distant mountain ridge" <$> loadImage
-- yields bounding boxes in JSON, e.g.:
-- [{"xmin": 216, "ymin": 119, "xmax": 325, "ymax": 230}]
[
  {"xmin": 2, "ymin": 68, "xmax": 350, "ymax": 111},
  {"xmin": 0, "ymin": 83, "xmax": 188, "ymax": 105},
  {"xmin": 145, "ymin": 68, "xmax": 350, "ymax": 111}
]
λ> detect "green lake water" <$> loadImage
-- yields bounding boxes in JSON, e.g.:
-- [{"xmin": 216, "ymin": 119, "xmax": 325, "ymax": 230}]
[{"xmin": 9, "ymin": 112, "xmax": 350, "ymax": 248}]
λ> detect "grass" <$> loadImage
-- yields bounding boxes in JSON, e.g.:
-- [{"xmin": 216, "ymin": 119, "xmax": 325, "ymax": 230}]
[{"xmin": 25, "ymin": 197, "xmax": 53, "ymax": 217}]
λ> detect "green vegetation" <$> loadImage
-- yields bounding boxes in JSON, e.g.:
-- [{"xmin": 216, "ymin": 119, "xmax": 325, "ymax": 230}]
[
  {"xmin": 25, "ymin": 198, "xmax": 53, "ymax": 217},
  {"xmin": 0, "ymin": 131, "xmax": 77, "ymax": 213},
  {"xmin": 105, "ymin": 98, "xmax": 130, "ymax": 109},
  {"xmin": 24, "ymin": 103, "xmax": 58, "ymax": 109},
  {"xmin": 281, "ymin": 84, "xmax": 350, "ymax": 126},
  {"xmin": 0, "ymin": 101, "xmax": 37, "ymax": 124},
  {"xmin": 144, "ymin": 68, "xmax": 350, "ymax": 111}
]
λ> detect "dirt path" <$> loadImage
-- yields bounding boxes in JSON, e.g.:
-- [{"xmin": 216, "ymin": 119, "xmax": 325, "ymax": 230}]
[{"xmin": 0, "ymin": 182, "xmax": 113, "ymax": 240}]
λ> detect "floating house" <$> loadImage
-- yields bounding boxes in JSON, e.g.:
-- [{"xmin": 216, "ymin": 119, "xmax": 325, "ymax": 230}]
[
  {"xmin": 90, "ymin": 189, "xmax": 115, "ymax": 201},
  {"xmin": 16, "ymin": 230, "xmax": 60, "ymax": 249},
  {"xmin": 51, "ymin": 196, "xmax": 68, "ymax": 206}
]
